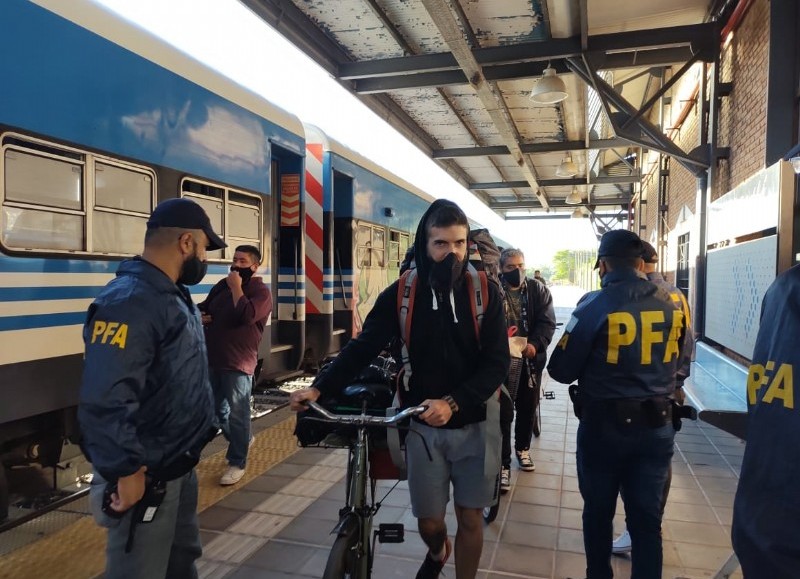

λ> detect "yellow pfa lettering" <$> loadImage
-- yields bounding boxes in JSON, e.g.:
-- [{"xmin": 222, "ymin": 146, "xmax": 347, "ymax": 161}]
[
  {"xmin": 663, "ymin": 310, "xmax": 684, "ymax": 363},
  {"xmin": 747, "ymin": 364, "xmax": 769, "ymax": 404},
  {"xmin": 607, "ymin": 312, "xmax": 636, "ymax": 363},
  {"xmin": 91, "ymin": 321, "xmax": 107, "ymax": 343},
  {"xmin": 750, "ymin": 361, "xmax": 794, "ymax": 409},
  {"xmin": 90, "ymin": 320, "xmax": 128, "ymax": 349},
  {"xmin": 640, "ymin": 311, "xmax": 665, "ymax": 364},
  {"xmin": 606, "ymin": 310, "xmax": 683, "ymax": 365},
  {"xmin": 557, "ymin": 333, "xmax": 569, "ymax": 349}
]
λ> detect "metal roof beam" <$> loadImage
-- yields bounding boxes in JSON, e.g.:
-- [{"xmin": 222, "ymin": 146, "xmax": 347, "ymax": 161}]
[
  {"xmin": 505, "ymin": 212, "xmax": 623, "ymax": 221},
  {"xmin": 339, "ymin": 23, "xmax": 714, "ymax": 79},
  {"xmin": 470, "ymin": 174, "xmax": 640, "ymax": 189},
  {"xmin": 420, "ymin": 0, "xmax": 549, "ymax": 208},
  {"xmin": 490, "ymin": 197, "xmax": 630, "ymax": 210},
  {"xmin": 433, "ymin": 138, "xmax": 630, "ymax": 158},
  {"xmin": 566, "ymin": 56, "xmax": 709, "ymax": 175},
  {"xmin": 353, "ymin": 47, "xmax": 696, "ymax": 93}
]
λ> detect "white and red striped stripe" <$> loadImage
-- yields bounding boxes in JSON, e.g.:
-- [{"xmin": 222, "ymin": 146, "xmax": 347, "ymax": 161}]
[{"xmin": 304, "ymin": 142, "xmax": 328, "ymax": 314}]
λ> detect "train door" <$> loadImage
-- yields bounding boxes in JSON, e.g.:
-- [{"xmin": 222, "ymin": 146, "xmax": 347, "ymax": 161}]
[
  {"xmin": 265, "ymin": 147, "xmax": 305, "ymax": 383},
  {"xmin": 332, "ymin": 171, "xmax": 355, "ymax": 348},
  {"xmin": 269, "ymin": 160, "xmax": 280, "ymax": 345}
]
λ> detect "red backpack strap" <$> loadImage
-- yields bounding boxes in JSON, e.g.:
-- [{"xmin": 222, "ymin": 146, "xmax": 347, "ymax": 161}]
[
  {"xmin": 464, "ymin": 263, "xmax": 488, "ymax": 342},
  {"xmin": 397, "ymin": 269, "xmax": 417, "ymax": 392}
]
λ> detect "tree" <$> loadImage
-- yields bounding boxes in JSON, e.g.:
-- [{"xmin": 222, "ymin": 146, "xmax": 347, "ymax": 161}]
[{"xmin": 551, "ymin": 250, "xmax": 573, "ymax": 283}]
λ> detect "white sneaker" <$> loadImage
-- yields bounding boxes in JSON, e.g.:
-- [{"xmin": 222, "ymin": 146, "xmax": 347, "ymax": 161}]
[
  {"xmin": 220, "ymin": 466, "xmax": 246, "ymax": 486},
  {"xmin": 499, "ymin": 467, "xmax": 511, "ymax": 494},
  {"xmin": 612, "ymin": 529, "xmax": 632, "ymax": 554}
]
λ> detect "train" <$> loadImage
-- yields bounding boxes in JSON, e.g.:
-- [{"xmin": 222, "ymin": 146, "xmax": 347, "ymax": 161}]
[{"xmin": 0, "ymin": 0, "xmax": 509, "ymax": 518}]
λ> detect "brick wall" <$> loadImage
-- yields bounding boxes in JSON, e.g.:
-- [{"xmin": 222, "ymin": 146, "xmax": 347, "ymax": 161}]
[{"xmin": 637, "ymin": 0, "xmax": 770, "ymax": 288}]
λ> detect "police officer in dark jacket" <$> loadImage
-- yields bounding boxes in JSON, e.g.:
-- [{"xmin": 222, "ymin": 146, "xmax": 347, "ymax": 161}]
[
  {"xmin": 79, "ymin": 198, "xmax": 225, "ymax": 579},
  {"xmin": 732, "ymin": 264, "xmax": 800, "ymax": 577},
  {"xmin": 548, "ymin": 230, "xmax": 688, "ymax": 579}
]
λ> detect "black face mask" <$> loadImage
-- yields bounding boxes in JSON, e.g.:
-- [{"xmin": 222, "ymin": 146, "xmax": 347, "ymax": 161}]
[
  {"xmin": 502, "ymin": 268, "xmax": 522, "ymax": 288},
  {"xmin": 231, "ymin": 266, "xmax": 254, "ymax": 284},
  {"xmin": 429, "ymin": 252, "xmax": 463, "ymax": 292},
  {"xmin": 177, "ymin": 248, "xmax": 207, "ymax": 286}
]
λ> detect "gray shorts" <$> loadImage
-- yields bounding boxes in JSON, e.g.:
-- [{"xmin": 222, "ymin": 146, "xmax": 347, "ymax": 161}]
[{"xmin": 406, "ymin": 420, "xmax": 500, "ymax": 518}]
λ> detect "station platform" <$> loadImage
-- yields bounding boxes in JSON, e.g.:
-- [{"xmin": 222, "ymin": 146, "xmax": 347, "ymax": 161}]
[
  {"xmin": 0, "ymin": 380, "xmax": 745, "ymax": 579},
  {"xmin": 0, "ymin": 300, "xmax": 746, "ymax": 579}
]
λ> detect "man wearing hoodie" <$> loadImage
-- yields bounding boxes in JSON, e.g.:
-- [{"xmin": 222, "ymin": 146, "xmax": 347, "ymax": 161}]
[{"xmin": 290, "ymin": 199, "xmax": 510, "ymax": 579}]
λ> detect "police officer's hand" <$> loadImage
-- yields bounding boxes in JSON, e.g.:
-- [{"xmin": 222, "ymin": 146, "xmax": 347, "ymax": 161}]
[
  {"xmin": 674, "ymin": 385, "xmax": 686, "ymax": 405},
  {"xmin": 523, "ymin": 344, "xmax": 537, "ymax": 359},
  {"xmin": 290, "ymin": 387, "xmax": 321, "ymax": 411},
  {"xmin": 111, "ymin": 466, "xmax": 147, "ymax": 513},
  {"xmin": 419, "ymin": 399, "xmax": 452, "ymax": 427}
]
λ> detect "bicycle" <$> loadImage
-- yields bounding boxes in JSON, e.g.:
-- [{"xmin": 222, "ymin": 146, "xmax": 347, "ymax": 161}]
[{"xmin": 302, "ymin": 386, "xmax": 427, "ymax": 579}]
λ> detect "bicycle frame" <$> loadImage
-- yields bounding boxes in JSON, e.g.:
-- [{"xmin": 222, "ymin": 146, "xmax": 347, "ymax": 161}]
[{"xmin": 307, "ymin": 400, "xmax": 426, "ymax": 579}]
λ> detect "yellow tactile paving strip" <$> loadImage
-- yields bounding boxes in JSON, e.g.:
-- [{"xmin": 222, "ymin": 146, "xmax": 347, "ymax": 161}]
[{"xmin": 0, "ymin": 415, "xmax": 299, "ymax": 579}]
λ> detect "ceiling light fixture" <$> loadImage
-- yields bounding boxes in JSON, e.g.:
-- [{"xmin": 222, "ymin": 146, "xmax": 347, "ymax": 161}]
[
  {"xmin": 530, "ymin": 64, "xmax": 568, "ymax": 104},
  {"xmin": 556, "ymin": 154, "xmax": 578, "ymax": 177},
  {"xmin": 565, "ymin": 187, "xmax": 582, "ymax": 205},
  {"xmin": 571, "ymin": 207, "xmax": 584, "ymax": 219}
]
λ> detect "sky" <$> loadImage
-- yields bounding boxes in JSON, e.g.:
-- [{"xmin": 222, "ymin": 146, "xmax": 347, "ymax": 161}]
[{"xmin": 94, "ymin": 0, "xmax": 600, "ymax": 267}]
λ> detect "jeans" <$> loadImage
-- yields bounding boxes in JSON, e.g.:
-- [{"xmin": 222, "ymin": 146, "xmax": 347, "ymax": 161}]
[
  {"xmin": 576, "ymin": 419, "xmax": 674, "ymax": 579},
  {"xmin": 89, "ymin": 470, "xmax": 202, "ymax": 579},
  {"xmin": 500, "ymin": 362, "xmax": 541, "ymax": 467},
  {"xmin": 210, "ymin": 368, "xmax": 253, "ymax": 468}
]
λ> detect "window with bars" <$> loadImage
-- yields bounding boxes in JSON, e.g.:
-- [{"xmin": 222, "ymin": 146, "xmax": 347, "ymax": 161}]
[{"xmin": 676, "ymin": 233, "xmax": 690, "ymax": 297}]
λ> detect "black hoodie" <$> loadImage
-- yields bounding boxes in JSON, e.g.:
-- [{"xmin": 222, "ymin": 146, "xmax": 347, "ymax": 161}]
[{"xmin": 313, "ymin": 200, "xmax": 510, "ymax": 428}]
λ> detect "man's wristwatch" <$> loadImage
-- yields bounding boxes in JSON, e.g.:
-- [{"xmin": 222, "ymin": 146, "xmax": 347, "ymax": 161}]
[{"xmin": 443, "ymin": 395, "xmax": 459, "ymax": 413}]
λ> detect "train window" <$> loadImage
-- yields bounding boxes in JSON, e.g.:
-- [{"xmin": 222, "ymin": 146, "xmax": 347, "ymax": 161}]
[
  {"xmin": 2, "ymin": 206, "xmax": 83, "ymax": 251},
  {"xmin": 95, "ymin": 162, "xmax": 152, "ymax": 214},
  {"xmin": 2, "ymin": 133, "xmax": 156, "ymax": 256},
  {"xmin": 388, "ymin": 230, "xmax": 410, "ymax": 271},
  {"xmin": 4, "ymin": 149, "xmax": 82, "ymax": 211},
  {"xmin": 356, "ymin": 223, "xmax": 388, "ymax": 268},
  {"xmin": 181, "ymin": 178, "xmax": 262, "ymax": 261},
  {"xmin": 372, "ymin": 227, "xmax": 385, "ymax": 267},
  {"xmin": 228, "ymin": 203, "xmax": 259, "ymax": 240},
  {"xmin": 93, "ymin": 212, "xmax": 146, "ymax": 255},
  {"xmin": 93, "ymin": 162, "xmax": 153, "ymax": 254}
]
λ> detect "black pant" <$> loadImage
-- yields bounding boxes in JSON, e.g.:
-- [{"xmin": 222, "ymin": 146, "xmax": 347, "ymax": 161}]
[{"xmin": 500, "ymin": 362, "xmax": 541, "ymax": 468}]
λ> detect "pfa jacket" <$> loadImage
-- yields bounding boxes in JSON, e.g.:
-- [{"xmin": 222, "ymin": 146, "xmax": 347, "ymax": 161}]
[
  {"xmin": 547, "ymin": 268, "xmax": 688, "ymax": 400},
  {"xmin": 732, "ymin": 264, "xmax": 800, "ymax": 577},
  {"xmin": 78, "ymin": 258, "xmax": 215, "ymax": 481}
]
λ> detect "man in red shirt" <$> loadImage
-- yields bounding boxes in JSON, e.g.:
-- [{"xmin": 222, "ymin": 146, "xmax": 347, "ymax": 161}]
[{"xmin": 200, "ymin": 245, "xmax": 272, "ymax": 485}]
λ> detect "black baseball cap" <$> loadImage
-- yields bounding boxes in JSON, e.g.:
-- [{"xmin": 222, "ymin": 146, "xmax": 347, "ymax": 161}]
[
  {"xmin": 594, "ymin": 229, "xmax": 644, "ymax": 268},
  {"xmin": 147, "ymin": 198, "xmax": 226, "ymax": 251},
  {"xmin": 641, "ymin": 241, "xmax": 659, "ymax": 263}
]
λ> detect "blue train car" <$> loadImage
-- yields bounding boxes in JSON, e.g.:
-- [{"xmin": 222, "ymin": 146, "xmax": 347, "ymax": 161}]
[
  {"xmin": 303, "ymin": 125, "xmax": 434, "ymax": 365},
  {"xmin": 0, "ymin": 0, "xmax": 306, "ymax": 511}
]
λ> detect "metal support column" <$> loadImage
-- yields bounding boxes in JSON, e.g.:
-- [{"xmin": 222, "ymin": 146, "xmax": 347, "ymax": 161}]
[{"xmin": 765, "ymin": 0, "xmax": 799, "ymax": 165}]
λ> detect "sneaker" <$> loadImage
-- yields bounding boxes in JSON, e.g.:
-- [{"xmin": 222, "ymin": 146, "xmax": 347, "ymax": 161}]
[
  {"xmin": 220, "ymin": 466, "xmax": 246, "ymax": 486},
  {"xmin": 612, "ymin": 529, "xmax": 632, "ymax": 555},
  {"xmin": 415, "ymin": 537, "xmax": 452, "ymax": 579},
  {"xmin": 516, "ymin": 449, "xmax": 535, "ymax": 471},
  {"xmin": 499, "ymin": 467, "xmax": 511, "ymax": 494}
]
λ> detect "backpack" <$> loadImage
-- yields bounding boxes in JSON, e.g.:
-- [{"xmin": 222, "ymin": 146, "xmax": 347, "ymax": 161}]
[{"xmin": 395, "ymin": 228, "xmax": 503, "ymax": 393}]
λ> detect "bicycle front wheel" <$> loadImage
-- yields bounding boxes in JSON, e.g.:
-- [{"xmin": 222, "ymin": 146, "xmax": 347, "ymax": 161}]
[
  {"xmin": 323, "ymin": 533, "xmax": 360, "ymax": 579},
  {"xmin": 532, "ymin": 376, "xmax": 542, "ymax": 437}
]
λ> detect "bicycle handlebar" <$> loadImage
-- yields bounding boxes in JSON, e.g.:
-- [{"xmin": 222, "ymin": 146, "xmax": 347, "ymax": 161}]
[{"xmin": 305, "ymin": 400, "xmax": 427, "ymax": 425}]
